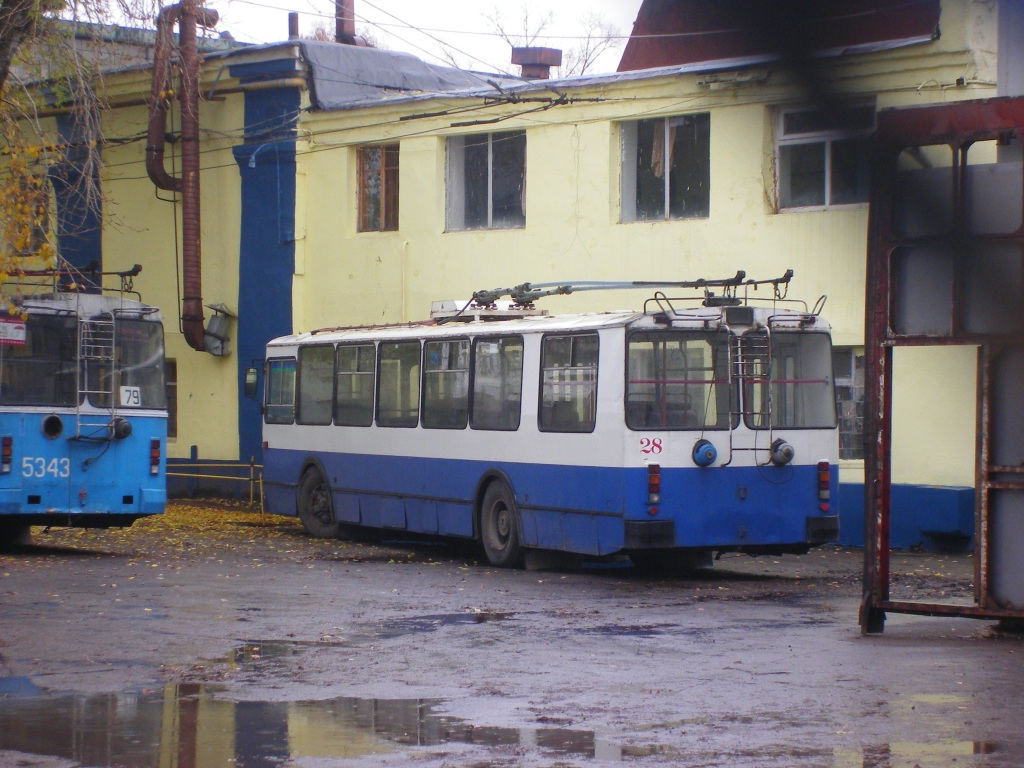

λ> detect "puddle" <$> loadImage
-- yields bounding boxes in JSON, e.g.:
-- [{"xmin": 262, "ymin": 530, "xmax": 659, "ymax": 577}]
[{"xmin": 0, "ymin": 681, "xmax": 622, "ymax": 766}]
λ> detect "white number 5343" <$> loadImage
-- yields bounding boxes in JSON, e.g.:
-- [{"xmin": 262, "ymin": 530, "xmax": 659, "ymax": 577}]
[{"xmin": 21, "ymin": 457, "xmax": 70, "ymax": 478}]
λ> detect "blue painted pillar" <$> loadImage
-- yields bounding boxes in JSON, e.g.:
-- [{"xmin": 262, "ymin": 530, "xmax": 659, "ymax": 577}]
[{"xmin": 231, "ymin": 75, "xmax": 300, "ymax": 465}]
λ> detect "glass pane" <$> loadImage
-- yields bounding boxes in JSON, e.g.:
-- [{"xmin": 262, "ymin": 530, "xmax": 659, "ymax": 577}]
[
  {"xmin": 297, "ymin": 345, "xmax": 334, "ymax": 425},
  {"xmin": 783, "ymin": 105, "xmax": 874, "ymax": 136},
  {"xmin": 963, "ymin": 242, "xmax": 1024, "ymax": 334},
  {"xmin": 265, "ymin": 358, "xmax": 296, "ymax": 424},
  {"xmin": 114, "ymin": 319, "xmax": 167, "ymax": 409},
  {"xmin": 335, "ymin": 344, "xmax": 375, "ymax": 427},
  {"xmin": 632, "ymin": 118, "xmax": 664, "ymax": 221},
  {"xmin": 626, "ymin": 331, "xmax": 730, "ymax": 430},
  {"xmin": 891, "ymin": 245, "xmax": 954, "ymax": 336},
  {"xmin": 358, "ymin": 146, "xmax": 382, "ymax": 232},
  {"xmin": 830, "ymin": 138, "xmax": 871, "ymax": 204},
  {"xmin": 462, "ymin": 135, "xmax": 489, "ymax": 229},
  {"xmin": 423, "ymin": 339, "xmax": 469, "ymax": 429},
  {"xmin": 667, "ymin": 113, "xmax": 710, "ymax": 218},
  {"xmin": 894, "ymin": 145, "xmax": 954, "ymax": 237},
  {"xmin": 0, "ymin": 314, "xmax": 77, "ymax": 406},
  {"xmin": 472, "ymin": 336, "xmax": 523, "ymax": 431},
  {"xmin": 383, "ymin": 144, "xmax": 400, "ymax": 231},
  {"xmin": 966, "ymin": 138, "xmax": 1024, "ymax": 235},
  {"xmin": 377, "ymin": 341, "xmax": 420, "ymax": 427},
  {"xmin": 780, "ymin": 143, "xmax": 826, "ymax": 208},
  {"xmin": 540, "ymin": 334, "xmax": 598, "ymax": 433},
  {"xmin": 491, "ymin": 131, "xmax": 526, "ymax": 228},
  {"xmin": 744, "ymin": 332, "xmax": 836, "ymax": 429}
]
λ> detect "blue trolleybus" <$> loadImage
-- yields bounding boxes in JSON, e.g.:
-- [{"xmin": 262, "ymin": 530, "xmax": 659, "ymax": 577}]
[
  {"xmin": 0, "ymin": 270, "xmax": 167, "ymax": 545},
  {"xmin": 258, "ymin": 272, "xmax": 838, "ymax": 567}
]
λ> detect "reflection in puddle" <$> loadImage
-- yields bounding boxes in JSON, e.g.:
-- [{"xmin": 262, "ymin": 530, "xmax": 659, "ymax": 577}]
[
  {"xmin": 0, "ymin": 679, "xmax": 1016, "ymax": 767},
  {"xmin": 0, "ymin": 682, "xmax": 612, "ymax": 766}
]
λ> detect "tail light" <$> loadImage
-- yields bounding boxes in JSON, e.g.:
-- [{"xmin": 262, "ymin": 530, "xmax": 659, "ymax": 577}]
[
  {"xmin": 817, "ymin": 460, "xmax": 830, "ymax": 512},
  {"xmin": 1, "ymin": 436, "xmax": 11, "ymax": 474},
  {"xmin": 150, "ymin": 439, "xmax": 161, "ymax": 475},
  {"xmin": 647, "ymin": 464, "xmax": 661, "ymax": 510}
]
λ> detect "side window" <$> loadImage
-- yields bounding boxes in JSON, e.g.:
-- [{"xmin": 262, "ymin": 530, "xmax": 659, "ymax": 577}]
[
  {"xmin": 377, "ymin": 340, "xmax": 420, "ymax": 427},
  {"xmin": 621, "ymin": 114, "xmax": 710, "ymax": 222},
  {"xmin": 357, "ymin": 144, "xmax": 399, "ymax": 232},
  {"xmin": 540, "ymin": 334, "xmax": 599, "ymax": 433},
  {"xmin": 777, "ymin": 104, "xmax": 874, "ymax": 210},
  {"xmin": 297, "ymin": 345, "xmax": 334, "ymax": 425},
  {"xmin": 446, "ymin": 131, "xmax": 526, "ymax": 231},
  {"xmin": 335, "ymin": 344, "xmax": 375, "ymax": 427},
  {"xmin": 265, "ymin": 357, "xmax": 296, "ymax": 424},
  {"xmin": 833, "ymin": 346, "xmax": 865, "ymax": 459},
  {"xmin": 423, "ymin": 339, "xmax": 469, "ymax": 429},
  {"xmin": 472, "ymin": 336, "xmax": 523, "ymax": 431}
]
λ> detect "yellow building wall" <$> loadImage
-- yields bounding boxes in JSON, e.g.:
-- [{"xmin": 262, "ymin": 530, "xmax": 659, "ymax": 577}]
[
  {"xmin": 102, "ymin": 93, "xmax": 245, "ymax": 460},
  {"xmin": 287, "ymin": 0, "xmax": 996, "ymax": 492}
]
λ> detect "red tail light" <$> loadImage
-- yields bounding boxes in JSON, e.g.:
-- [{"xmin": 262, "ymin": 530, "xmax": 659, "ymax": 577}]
[
  {"xmin": 150, "ymin": 439, "xmax": 161, "ymax": 475},
  {"xmin": 1, "ymin": 436, "xmax": 11, "ymax": 474},
  {"xmin": 647, "ymin": 464, "xmax": 661, "ymax": 507},
  {"xmin": 817, "ymin": 460, "xmax": 830, "ymax": 512}
]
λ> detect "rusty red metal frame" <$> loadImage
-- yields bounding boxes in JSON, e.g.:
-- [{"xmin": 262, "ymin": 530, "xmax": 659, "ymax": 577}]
[{"xmin": 861, "ymin": 96, "xmax": 1024, "ymax": 633}]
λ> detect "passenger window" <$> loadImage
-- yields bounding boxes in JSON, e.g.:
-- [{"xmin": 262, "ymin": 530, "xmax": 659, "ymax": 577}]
[
  {"xmin": 471, "ymin": 336, "xmax": 523, "ymax": 431},
  {"xmin": 265, "ymin": 358, "xmax": 296, "ymax": 424},
  {"xmin": 335, "ymin": 344, "xmax": 375, "ymax": 427},
  {"xmin": 297, "ymin": 345, "xmax": 334, "ymax": 425},
  {"xmin": 423, "ymin": 339, "xmax": 470, "ymax": 429},
  {"xmin": 540, "ymin": 334, "xmax": 598, "ymax": 433},
  {"xmin": 377, "ymin": 341, "xmax": 420, "ymax": 427}
]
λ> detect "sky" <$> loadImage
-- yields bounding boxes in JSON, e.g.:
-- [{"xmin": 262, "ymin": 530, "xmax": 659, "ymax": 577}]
[{"xmin": 208, "ymin": 0, "xmax": 643, "ymax": 76}]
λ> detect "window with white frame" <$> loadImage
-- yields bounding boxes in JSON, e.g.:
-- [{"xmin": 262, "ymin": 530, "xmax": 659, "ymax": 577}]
[
  {"xmin": 777, "ymin": 104, "xmax": 874, "ymax": 210},
  {"xmin": 446, "ymin": 131, "xmax": 526, "ymax": 231},
  {"xmin": 621, "ymin": 113, "xmax": 710, "ymax": 222},
  {"xmin": 832, "ymin": 346, "xmax": 865, "ymax": 460}
]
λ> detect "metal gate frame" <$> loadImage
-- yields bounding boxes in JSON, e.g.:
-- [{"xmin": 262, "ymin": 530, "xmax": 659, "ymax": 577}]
[{"xmin": 862, "ymin": 96, "xmax": 1024, "ymax": 633}]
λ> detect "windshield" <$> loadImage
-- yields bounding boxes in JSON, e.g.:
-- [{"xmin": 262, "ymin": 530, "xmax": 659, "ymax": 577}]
[
  {"xmin": 626, "ymin": 330, "xmax": 732, "ymax": 430},
  {"xmin": 743, "ymin": 331, "xmax": 836, "ymax": 429},
  {"xmin": 87, "ymin": 317, "xmax": 167, "ymax": 410},
  {"xmin": 0, "ymin": 314, "xmax": 78, "ymax": 406}
]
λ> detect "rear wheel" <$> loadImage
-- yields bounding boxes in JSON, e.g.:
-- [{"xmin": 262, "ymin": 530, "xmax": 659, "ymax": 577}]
[
  {"xmin": 297, "ymin": 467, "xmax": 339, "ymax": 538},
  {"xmin": 480, "ymin": 481, "xmax": 523, "ymax": 568}
]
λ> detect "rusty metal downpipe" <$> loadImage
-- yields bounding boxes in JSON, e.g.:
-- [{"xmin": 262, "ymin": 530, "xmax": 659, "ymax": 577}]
[{"xmin": 146, "ymin": 0, "xmax": 219, "ymax": 353}]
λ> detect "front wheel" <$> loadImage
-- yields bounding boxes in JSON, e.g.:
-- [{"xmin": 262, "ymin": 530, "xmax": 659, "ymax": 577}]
[
  {"xmin": 480, "ymin": 481, "xmax": 523, "ymax": 568},
  {"xmin": 297, "ymin": 467, "xmax": 339, "ymax": 538}
]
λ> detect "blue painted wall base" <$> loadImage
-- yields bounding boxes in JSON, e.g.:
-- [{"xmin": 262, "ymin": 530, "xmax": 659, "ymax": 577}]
[{"xmin": 838, "ymin": 482, "xmax": 975, "ymax": 552}]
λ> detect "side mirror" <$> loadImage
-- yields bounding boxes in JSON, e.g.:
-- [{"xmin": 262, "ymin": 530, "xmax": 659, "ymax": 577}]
[{"xmin": 244, "ymin": 367, "xmax": 258, "ymax": 399}]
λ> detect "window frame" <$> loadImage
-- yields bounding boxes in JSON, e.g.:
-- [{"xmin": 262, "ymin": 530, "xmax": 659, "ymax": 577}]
[
  {"xmin": 422, "ymin": 337, "xmax": 470, "ymax": 430},
  {"xmin": 376, "ymin": 340, "xmax": 421, "ymax": 428},
  {"xmin": 296, "ymin": 344, "xmax": 336, "ymax": 426},
  {"xmin": 776, "ymin": 103, "xmax": 875, "ymax": 211},
  {"xmin": 620, "ymin": 113, "xmax": 711, "ymax": 223},
  {"xmin": 334, "ymin": 343, "xmax": 376, "ymax": 427},
  {"xmin": 538, "ymin": 332, "xmax": 600, "ymax": 434},
  {"xmin": 470, "ymin": 334, "xmax": 524, "ymax": 432},
  {"xmin": 446, "ymin": 130, "xmax": 527, "ymax": 231},
  {"xmin": 357, "ymin": 143, "xmax": 399, "ymax": 232},
  {"xmin": 264, "ymin": 357, "xmax": 297, "ymax": 425}
]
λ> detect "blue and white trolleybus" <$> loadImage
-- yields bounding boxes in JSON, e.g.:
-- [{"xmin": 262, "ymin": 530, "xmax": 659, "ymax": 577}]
[
  {"xmin": 259, "ymin": 271, "xmax": 838, "ymax": 567},
  {"xmin": 0, "ymin": 266, "xmax": 167, "ymax": 545}
]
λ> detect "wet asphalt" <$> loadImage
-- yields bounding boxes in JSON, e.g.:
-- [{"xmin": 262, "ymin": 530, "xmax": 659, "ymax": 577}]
[{"xmin": 0, "ymin": 502, "xmax": 1022, "ymax": 767}]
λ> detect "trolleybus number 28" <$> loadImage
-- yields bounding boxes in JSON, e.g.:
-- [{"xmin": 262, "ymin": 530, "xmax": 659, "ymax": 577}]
[
  {"xmin": 639, "ymin": 438, "xmax": 663, "ymax": 455},
  {"xmin": 21, "ymin": 457, "xmax": 71, "ymax": 478}
]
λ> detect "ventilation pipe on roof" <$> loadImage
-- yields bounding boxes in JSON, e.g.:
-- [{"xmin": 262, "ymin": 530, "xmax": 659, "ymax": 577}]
[
  {"xmin": 147, "ymin": 0, "xmax": 223, "ymax": 355},
  {"xmin": 335, "ymin": 0, "xmax": 356, "ymax": 45},
  {"xmin": 511, "ymin": 47, "xmax": 562, "ymax": 79}
]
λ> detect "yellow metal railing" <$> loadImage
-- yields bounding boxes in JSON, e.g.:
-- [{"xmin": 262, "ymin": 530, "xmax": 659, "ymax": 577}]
[{"xmin": 166, "ymin": 458, "xmax": 264, "ymax": 511}]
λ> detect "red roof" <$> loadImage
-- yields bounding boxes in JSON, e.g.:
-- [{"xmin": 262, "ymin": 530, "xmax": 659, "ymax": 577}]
[{"xmin": 617, "ymin": 0, "xmax": 941, "ymax": 72}]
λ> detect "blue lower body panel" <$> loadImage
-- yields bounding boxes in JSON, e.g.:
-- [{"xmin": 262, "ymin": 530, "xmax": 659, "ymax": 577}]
[{"xmin": 265, "ymin": 448, "xmax": 838, "ymax": 557}]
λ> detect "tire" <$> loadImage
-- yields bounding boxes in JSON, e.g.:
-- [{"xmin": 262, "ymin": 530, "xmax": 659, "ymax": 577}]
[
  {"xmin": 480, "ymin": 481, "xmax": 523, "ymax": 568},
  {"xmin": 296, "ymin": 467, "xmax": 339, "ymax": 538}
]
